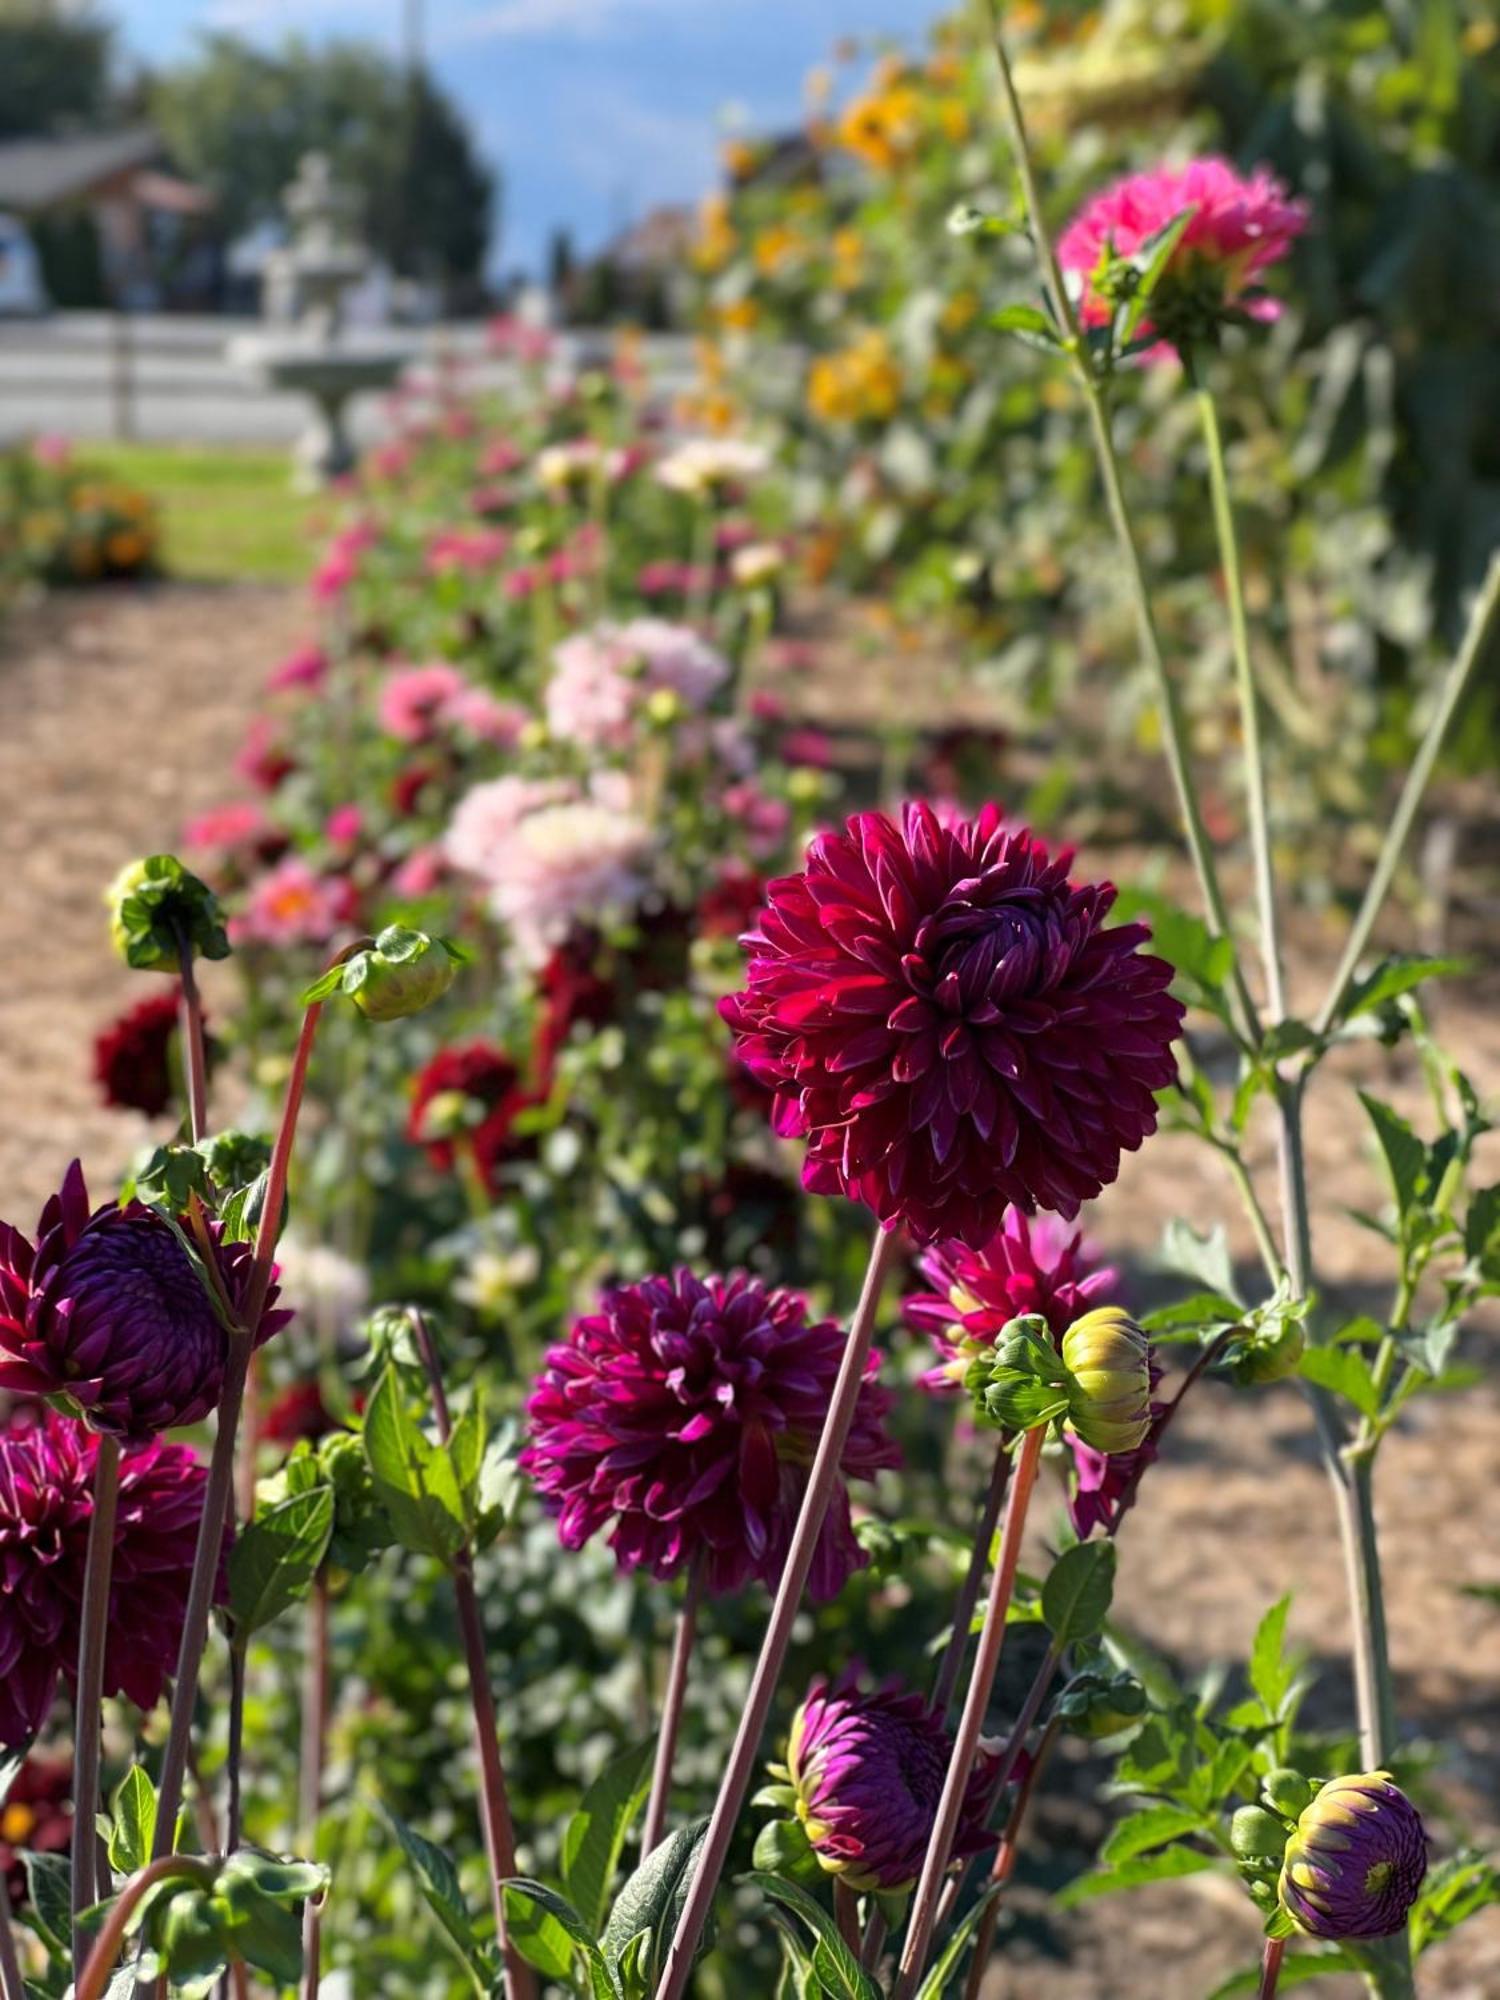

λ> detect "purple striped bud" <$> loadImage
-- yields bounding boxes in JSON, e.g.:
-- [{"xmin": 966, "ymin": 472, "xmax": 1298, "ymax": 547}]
[{"xmin": 1279, "ymin": 1773, "xmax": 1428, "ymax": 1939}]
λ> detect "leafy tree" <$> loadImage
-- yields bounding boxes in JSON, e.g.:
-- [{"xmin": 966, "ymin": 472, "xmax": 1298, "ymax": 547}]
[
  {"xmin": 149, "ymin": 34, "xmax": 496, "ymax": 290},
  {"xmin": 0, "ymin": 0, "xmax": 116, "ymax": 140}
]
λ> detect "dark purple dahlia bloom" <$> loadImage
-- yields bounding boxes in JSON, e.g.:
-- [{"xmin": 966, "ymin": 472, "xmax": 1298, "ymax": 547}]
[
  {"xmin": 720, "ymin": 802, "xmax": 1182, "ymax": 1245},
  {"xmin": 522, "ymin": 1269, "xmax": 899, "ymax": 1600},
  {"xmin": 905, "ymin": 1208, "xmax": 1117, "ymax": 1394},
  {"xmin": 782, "ymin": 1672, "xmax": 998, "ymax": 1892},
  {"xmin": 1280, "ymin": 1773, "xmax": 1428, "ymax": 1938},
  {"xmin": 0, "ymin": 1161, "xmax": 290, "ymax": 1440},
  {"xmin": 0, "ymin": 1408, "xmax": 220, "ymax": 1751}
]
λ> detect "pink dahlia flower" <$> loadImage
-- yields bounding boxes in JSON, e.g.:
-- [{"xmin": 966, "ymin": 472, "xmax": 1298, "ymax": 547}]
[
  {"xmin": 0, "ymin": 1161, "xmax": 290, "ymax": 1439},
  {"xmin": 906, "ymin": 1209, "xmax": 1117, "ymax": 1393},
  {"xmin": 522, "ymin": 1270, "xmax": 898, "ymax": 1599},
  {"xmin": 720, "ymin": 802, "xmax": 1183, "ymax": 1243},
  {"xmin": 781, "ymin": 1672, "xmax": 998, "ymax": 1891},
  {"xmin": 0, "ymin": 1407, "xmax": 222, "ymax": 1749},
  {"xmin": 545, "ymin": 619, "xmax": 729, "ymax": 752},
  {"xmin": 266, "ymin": 645, "xmax": 329, "ymax": 695},
  {"xmin": 1058, "ymin": 156, "xmax": 1307, "ymax": 360},
  {"xmin": 378, "ymin": 662, "xmax": 469, "ymax": 743},
  {"xmin": 231, "ymin": 856, "xmax": 357, "ymax": 948}
]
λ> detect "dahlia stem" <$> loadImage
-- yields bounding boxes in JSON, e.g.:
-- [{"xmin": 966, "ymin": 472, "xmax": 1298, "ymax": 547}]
[
  {"xmin": 0, "ymin": 1891, "xmax": 23, "ymax": 2000},
  {"xmin": 960, "ymin": 1712, "xmax": 1062, "ymax": 2000},
  {"xmin": 931, "ymin": 1444, "xmax": 1010, "ymax": 1719},
  {"xmin": 175, "ymin": 931, "xmax": 210, "ymax": 1143},
  {"xmin": 1313, "ymin": 548, "xmax": 1500, "ymax": 1037},
  {"xmin": 893, "ymin": 1422, "xmax": 1046, "ymax": 2000},
  {"xmin": 78, "ymin": 1855, "xmax": 217, "ymax": 2000},
  {"xmin": 834, "ymin": 1881, "xmax": 861, "ymax": 1957},
  {"xmin": 409, "ymin": 1310, "xmax": 532, "ymax": 2000},
  {"xmin": 859, "ymin": 1909, "xmax": 887, "ymax": 1975},
  {"xmin": 1258, "ymin": 1936, "xmax": 1285, "ymax": 2000},
  {"xmin": 72, "ymin": 1432, "xmax": 121, "ymax": 1981},
  {"xmin": 151, "ymin": 982, "xmax": 337, "ymax": 1873},
  {"xmin": 974, "ymin": 0, "xmax": 1259, "ymax": 1052},
  {"xmin": 300, "ymin": 1567, "xmax": 331, "ymax": 2000},
  {"xmin": 226, "ymin": 1644, "xmax": 246, "ymax": 1851},
  {"xmin": 654, "ymin": 1225, "xmax": 901, "ymax": 2000},
  {"xmin": 641, "ymin": 1556, "xmax": 705, "ymax": 1858},
  {"xmin": 1196, "ymin": 384, "xmax": 1287, "ymax": 1023}
]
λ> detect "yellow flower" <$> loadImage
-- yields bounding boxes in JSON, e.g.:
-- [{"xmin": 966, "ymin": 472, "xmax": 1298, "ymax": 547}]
[
  {"xmin": 717, "ymin": 298, "xmax": 761, "ymax": 334},
  {"xmin": 693, "ymin": 194, "xmax": 737, "ymax": 272},
  {"xmin": 752, "ymin": 223, "xmax": 803, "ymax": 276},
  {"xmin": 806, "ymin": 331, "xmax": 903, "ymax": 425},
  {"xmin": 105, "ymin": 529, "xmax": 148, "ymax": 568},
  {"xmin": 940, "ymin": 290, "xmax": 980, "ymax": 335},
  {"xmin": 935, "ymin": 97, "xmax": 969, "ymax": 144},
  {"xmin": 721, "ymin": 138, "xmax": 759, "ymax": 182},
  {"xmin": 831, "ymin": 228, "xmax": 863, "ymax": 290},
  {"xmin": 837, "ymin": 86, "xmax": 924, "ymax": 173}
]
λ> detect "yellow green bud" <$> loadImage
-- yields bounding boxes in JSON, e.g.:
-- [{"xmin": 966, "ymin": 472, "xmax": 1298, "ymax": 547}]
[{"xmin": 1061, "ymin": 1306, "xmax": 1152, "ymax": 1453}]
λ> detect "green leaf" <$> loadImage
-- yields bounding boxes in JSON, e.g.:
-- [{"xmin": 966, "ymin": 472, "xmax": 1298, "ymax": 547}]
[
  {"xmin": 384, "ymin": 1811, "xmax": 486, "ymax": 1982},
  {"xmin": 742, "ymin": 1875, "xmax": 879, "ymax": 2000},
  {"xmin": 1248, "ymin": 1595, "xmax": 1294, "ymax": 1717},
  {"xmin": 1158, "ymin": 1220, "xmax": 1240, "ymax": 1304},
  {"xmin": 601, "ymin": 1818, "xmax": 708, "ymax": 1995},
  {"xmin": 1205, "ymin": 1947, "xmax": 1355, "ymax": 1997},
  {"xmin": 987, "ymin": 302, "xmax": 1060, "ymax": 350},
  {"xmin": 1410, "ymin": 1850, "xmax": 1500, "ymax": 1955},
  {"xmin": 752, "ymin": 1816, "xmax": 824, "ymax": 1886},
  {"xmin": 362, "ymin": 1369, "xmax": 468, "ymax": 1565},
  {"xmin": 226, "ymin": 1486, "xmax": 334, "ymax": 1643},
  {"xmin": 1041, "ymin": 1540, "xmax": 1116, "ymax": 1646},
  {"xmin": 1339, "ymin": 955, "xmax": 1468, "ymax": 1025},
  {"xmin": 1464, "ymin": 1184, "xmax": 1500, "ymax": 1266},
  {"xmin": 1118, "ymin": 206, "xmax": 1196, "ymax": 339},
  {"xmin": 1257, "ymin": 1019, "xmax": 1323, "ymax": 1063},
  {"xmin": 23, "ymin": 1851, "xmax": 72, "ymax": 1954},
  {"xmin": 1358, "ymin": 1092, "xmax": 1427, "ymax": 1221},
  {"xmin": 562, "ymin": 1740, "xmax": 656, "ymax": 1936},
  {"xmin": 1140, "ymin": 1292, "xmax": 1243, "ymax": 1334},
  {"xmin": 298, "ymin": 965, "xmax": 347, "ymax": 1005},
  {"xmin": 1056, "ymin": 1843, "xmax": 1218, "ymax": 1906},
  {"xmin": 503, "ymin": 1879, "xmax": 615, "ymax": 1993},
  {"xmin": 1297, "ymin": 1346, "xmax": 1381, "ymax": 1421},
  {"xmin": 106, "ymin": 1766, "xmax": 159, "ymax": 1876},
  {"xmin": 1111, "ymin": 889, "xmax": 1234, "ymax": 1019},
  {"xmin": 914, "ymin": 1884, "xmax": 1003, "ymax": 2000},
  {"xmin": 1099, "ymin": 1804, "xmax": 1206, "ymax": 1867}
]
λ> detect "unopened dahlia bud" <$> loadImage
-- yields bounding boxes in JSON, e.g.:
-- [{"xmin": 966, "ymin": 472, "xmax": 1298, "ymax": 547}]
[
  {"xmin": 1056, "ymin": 1669, "xmax": 1147, "ymax": 1740},
  {"xmin": 1061, "ymin": 1306, "xmax": 1152, "ymax": 1454},
  {"xmin": 330, "ymin": 926, "xmax": 462, "ymax": 1022},
  {"xmin": 1231, "ymin": 1317, "xmax": 1306, "ymax": 1385},
  {"xmin": 779, "ymin": 1673, "xmax": 997, "ymax": 1892},
  {"xmin": 107, "ymin": 854, "xmax": 230, "ymax": 971},
  {"xmin": 1232, "ymin": 1805, "xmax": 1290, "ymax": 1863},
  {"xmin": 1279, "ymin": 1773, "xmax": 1428, "ymax": 1939},
  {"xmin": 1263, "ymin": 1768, "xmax": 1316, "ymax": 1819}
]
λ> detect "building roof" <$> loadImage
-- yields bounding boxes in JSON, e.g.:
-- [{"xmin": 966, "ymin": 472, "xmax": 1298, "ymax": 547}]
[
  {"xmin": 604, "ymin": 206, "xmax": 697, "ymax": 273},
  {"xmin": 0, "ymin": 127, "xmax": 163, "ymax": 215}
]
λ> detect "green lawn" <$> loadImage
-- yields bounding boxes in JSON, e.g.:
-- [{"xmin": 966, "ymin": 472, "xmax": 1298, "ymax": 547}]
[{"xmin": 83, "ymin": 443, "xmax": 316, "ymax": 584}]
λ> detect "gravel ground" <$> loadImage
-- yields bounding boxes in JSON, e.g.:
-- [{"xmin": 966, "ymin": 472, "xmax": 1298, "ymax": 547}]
[{"xmin": 1, "ymin": 584, "xmax": 1496, "ymax": 1998}]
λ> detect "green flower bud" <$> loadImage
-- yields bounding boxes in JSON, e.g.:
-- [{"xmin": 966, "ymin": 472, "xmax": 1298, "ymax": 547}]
[
  {"xmin": 1056, "ymin": 1670, "xmax": 1147, "ymax": 1740},
  {"xmin": 307, "ymin": 926, "xmax": 463, "ymax": 1021},
  {"xmin": 1061, "ymin": 1306, "xmax": 1153, "ymax": 1454},
  {"xmin": 107, "ymin": 853, "xmax": 230, "ymax": 971},
  {"xmin": 1263, "ymin": 1768, "xmax": 1317, "ymax": 1819},
  {"xmin": 1231, "ymin": 1319, "xmax": 1306, "ymax": 1385},
  {"xmin": 1232, "ymin": 1805, "xmax": 1291, "ymax": 1863}
]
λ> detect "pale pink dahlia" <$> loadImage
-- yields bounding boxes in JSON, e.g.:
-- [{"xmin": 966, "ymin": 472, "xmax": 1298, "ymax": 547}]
[
  {"xmin": 1057, "ymin": 156, "xmax": 1308, "ymax": 359},
  {"xmin": 906, "ymin": 1209, "xmax": 1117, "ymax": 1393},
  {"xmin": 544, "ymin": 620, "xmax": 729, "ymax": 752},
  {"xmin": 522, "ymin": 1270, "xmax": 899, "ymax": 1599},
  {"xmin": 720, "ymin": 802, "xmax": 1183, "ymax": 1243}
]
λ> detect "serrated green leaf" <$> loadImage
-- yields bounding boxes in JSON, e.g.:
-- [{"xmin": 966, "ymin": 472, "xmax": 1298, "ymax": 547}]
[
  {"xmin": 1158, "ymin": 1220, "xmax": 1240, "ymax": 1303},
  {"xmin": 1205, "ymin": 1946, "xmax": 1355, "ymax": 1997},
  {"xmin": 1358, "ymin": 1092, "xmax": 1426, "ymax": 1221},
  {"xmin": 1056, "ymin": 1843, "xmax": 1217, "ymax": 1906},
  {"xmin": 1042, "ymin": 1540, "xmax": 1116, "ymax": 1645},
  {"xmin": 227, "ymin": 1486, "xmax": 334, "ymax": 1643},
  {"xmin": 363, "ymin": 1369, "xmax": 467, "ymax": 1564},
  {"xmin": 742, "ymin": 1875, "xmax": 879, "ymax": 2000},
  {"xmin": 988, "ymin": 302, "xmax": 1060, "ymax": 350},
  {"xmin": 503, "ymin": 1879, "xmax": 614, "ymax": 1991},
  {"xmin": 1111, "ymin": 889, "xmax": 1234, "ymax": 1020},
  {"xmin": 1340, "ymin": 955, "xmax": 1468, "ymax": 1025},
  {"xmin": 1465, "ymin": 1185, "xmax": 1500, "ymax": 1265},
  {"xmin": 106, "ymin": 1766, "xmax": 158, "ymax": 1876},
  {"xmin": 1248, "ymin": 1596, "xmax": 1293, "ymax": 1716},
  {"xmin": 1297, "ymin": 1346, "xmax": 1381, "ymax": 1421},
  {"xmin": 1100, "ymin": 1804, "xmax": 1206, "ymax": 1866},
  {"xmin": 385, "ymin": 1811, "xmax": 487, "ymax": 1983},
  {"xmin": 601, "ymin": 1818, "xmax": 707, "ymax": 1994},
  {"xmin": 562, "ymin": 1740, "xmax": 655, "ymax": 1936},
  {"xmin": 23, "ymin": 1851, "xmax": 71, "ymax": 1954}
]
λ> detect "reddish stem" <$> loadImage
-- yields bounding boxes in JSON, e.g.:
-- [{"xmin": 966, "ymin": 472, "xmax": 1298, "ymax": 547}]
[
  {"xmin": 77, "ymin": 1857, "xmax": 217, "ymax": 2000},
  {"xmin": 931, "ymin": 1444, "xmax": 1010, "ymax": 1719},
  {"xmin": 1259, "ymin": 1936, "xmax": 1286, "ymax": 1999},
  {"xmin": 175, "ymin": 933, "xmax": 209, "ymax": 1143},
  {"xmin": 410, "ymin": 1311, "xmax": 534, "ymax": 2000},
  {"xmin": 960, "ymin": 1712, "xmax": 1063, "ymax": 2000},
  {"xmin": 641, "ymin": 1558, "xmax": 705, "ymax": 1858},
  {"xmin": 834, "ymin": 1881, "xmax": 861, "ymax": 1956},
  {"xmin": 300, "ymin": 1568, "xmax": 331, "ymax": 2000},
  {"xmin": 72, "ymin": 1434, "xmax": 121, "ymax": 1980},
  {"xmin": 654, "ymin": 1225, "xmax": 901, "ymax": 2000},
  {"xmin": 893, "ymin": 1423, "xmax": 1045, "ymax": 2000}
]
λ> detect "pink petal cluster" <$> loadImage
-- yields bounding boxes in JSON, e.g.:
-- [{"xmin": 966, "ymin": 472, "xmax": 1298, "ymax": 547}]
[
  {"xmin": 266, "ymin": 645, "xmax": 329, "ymax": 695},
  {"xmin": 426, "ymin": 526, "xmax": 510, "ymax": 574},
  {"xmin": 231, "ymin": 856, "xmax": 357, "ymax": 948},
  {"xmin": 544, "ymin": 619, "xmax": 729, "ymax": 751},
  {"xmin": 378, "ymin": 663, "xmax": 525, "ymax": 748},
  {"xmin": 522, "ymin": 1270, "xmax": 899, "ymax": 1599}
]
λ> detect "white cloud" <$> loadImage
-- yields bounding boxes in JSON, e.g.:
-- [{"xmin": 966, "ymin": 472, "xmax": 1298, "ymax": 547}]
[{"xmin": 444, "ymin": 0, "xmax": 627, "ymax": 42}]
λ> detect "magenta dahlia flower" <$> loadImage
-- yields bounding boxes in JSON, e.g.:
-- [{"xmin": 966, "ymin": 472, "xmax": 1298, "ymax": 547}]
[
  {"xmin": 780, "ymin": 1672, "xmax": 998, "ymax": 1892},
  {"xmin": 1280, "ymin": 1774, "xmax": 1428, "ymax": 1939},
  {"xmin": 522, "ymin": 1270, "xmax": 899, "ymax": 1599},
  {"xmin": 0, "ymin": 1161, "xmax": 291, "ymax": 1439},
  {"xmin": 0, "ymin": 1408, "xmax": 220, "ymax": 1751},
  {"xmin": 719, "ymin": 802, "xmax": 1182, "ymax": 1243},
  {"xmin": 905, "ymin": 1209, "xmax": 1117, "ymax": 1393},
  {"xmin": 1057, "ymin": 156, "xmax": 1308, "ymax": 361}
]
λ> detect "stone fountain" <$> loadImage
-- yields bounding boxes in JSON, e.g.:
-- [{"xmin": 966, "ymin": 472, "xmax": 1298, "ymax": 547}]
[{"xmin": 231, "ymin": 153, "xmax": 406, "ymax": 486}]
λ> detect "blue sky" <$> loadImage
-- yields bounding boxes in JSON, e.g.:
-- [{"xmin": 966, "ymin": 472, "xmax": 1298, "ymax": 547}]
[{"xmin": 123, "ymin": 0, "xmax": 937, "ymax": 274}]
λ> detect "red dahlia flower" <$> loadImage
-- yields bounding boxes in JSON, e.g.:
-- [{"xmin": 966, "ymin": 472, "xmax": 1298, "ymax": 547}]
[
  {"xmin": 720, "ymin": 802, "xmax": 1183, "ymax": 1243},
  {"xmin": 91, "ymin": 985, "xmax": 214, "ymax": 1117},
  {"xmin": 0, "ymin": 1753, "xmax": 72, "ymax": 1910},
  {"xmin": 905, "ymin": 1209, "xmax": 1117, "ymax": 1393},
  {"xmin": 0, "ymin": 1408, "xmax": 221, "ymax": 1751},
  {"xmin": 522, "ymin": 1269, "xmax": 899, "ymax": 1599},
  {"xmin": 407, "ymin": 1042, "xmax": 537, "ymax": 1197},
  {"xmin": 0, "ymin": 1161, "xmax": 291, "ymax": 1439}
]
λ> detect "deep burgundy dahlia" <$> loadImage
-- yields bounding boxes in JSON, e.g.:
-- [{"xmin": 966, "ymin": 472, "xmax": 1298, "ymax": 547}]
[
  {"xmin": 91, "ymin": 986, "xmax": 186, "ymax": 1117},
  {"xmin": 782, "ymin": 1672, "xmax": 998, "ymax": 1891},
  {"xmin": 1280, "ymin": 1774, "xmax": 1428, "ymax": 1939},
  {"xmin": 0, "ymin": 1408, "xmax": 220, "ymax": 1751},
  {"xmin": 905, "ymin": 1208, "xmax": 1117, "ymax": 1394},
  {"xmin": 0, "ymin": 1161, "xmax": 291, "ymax": 1439},
  {"xmin": 720, "ymin": 803, "xmax": 1183, "ymax": 1243},
  {"xmin": 522, "ymin": 1269, "xmax": 899, "ymax": 1599},
  {"xmin": 406, "ymin": 1042, "xmax": 538, "ymax": 1196}
]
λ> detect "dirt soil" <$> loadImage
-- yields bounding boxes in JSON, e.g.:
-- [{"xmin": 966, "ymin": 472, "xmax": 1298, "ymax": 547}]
[{"xmin": 1, "ymin": 585, "xmax": 1497, "ymax": 1998}]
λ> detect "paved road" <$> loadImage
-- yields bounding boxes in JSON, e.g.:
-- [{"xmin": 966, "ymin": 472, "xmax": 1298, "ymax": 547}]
[{"xmin": 0, "ymin": 313, "xmax": 702, "ymax": 447}]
